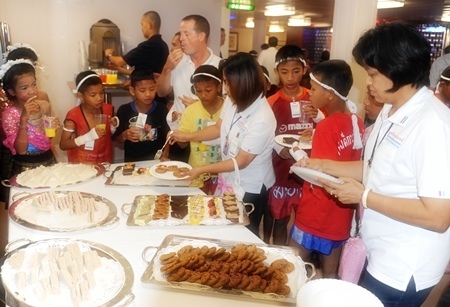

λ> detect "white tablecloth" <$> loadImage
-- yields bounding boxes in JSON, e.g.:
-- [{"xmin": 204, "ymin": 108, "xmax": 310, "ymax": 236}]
[{"xmin": 7, "ymin": 161, "xmax": 270, "ymax": 307}]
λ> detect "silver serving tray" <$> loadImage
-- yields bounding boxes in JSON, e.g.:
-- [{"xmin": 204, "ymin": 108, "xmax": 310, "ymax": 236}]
[
  {"xmin": 141, "ymin": 235, "xmax": 315, "ymax": 305},
  {"xmin": 104, "ymin": 165, "xmax": 202, "ymax": 188},
  {"xmin": 9, "ymin": 191, "xmax": 119, "ymax": 232},
  {"xmin": 2, "ymin": 162, "xmax": 108, "ymax": 189},
  {"xmin": 122, "ymin": 195, "xmax": 253, "ymax": 227},
  {"xmin": 1, "ymin": 238, "xmax": 134, "ymax": 307}
]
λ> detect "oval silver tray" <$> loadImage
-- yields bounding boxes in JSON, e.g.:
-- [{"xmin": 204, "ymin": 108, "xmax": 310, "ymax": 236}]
[
  {"xmin": 9, "ymin": 191, "xmax": 119, "ymax": 232},
  {"xmin": 1, "ymin": 238, "xmax": 134, "ymax": 307},
  {"xmin": 2, "ymin": 163, "xmax": 108, "ymax": 189}
]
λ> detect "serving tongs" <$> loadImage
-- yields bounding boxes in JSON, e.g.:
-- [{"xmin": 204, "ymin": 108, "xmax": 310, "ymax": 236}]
[{"xmin": 154, "ymin": 131, "xmax": 173, "ymax": 160}]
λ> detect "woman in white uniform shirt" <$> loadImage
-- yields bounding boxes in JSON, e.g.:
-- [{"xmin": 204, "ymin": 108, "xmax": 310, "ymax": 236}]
[
  {"xmin": 295, "ymin": 23, "xmax": 450, "ymax": 306},
  {"xmin": 171, "ymin": 52, "xmax": 276, "ymax": 237}
]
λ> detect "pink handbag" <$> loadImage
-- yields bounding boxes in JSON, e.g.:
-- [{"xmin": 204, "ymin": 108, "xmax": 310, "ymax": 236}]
[{"xmin": 338, "ymin": 207, "xmax": 367, "ymax": 284}]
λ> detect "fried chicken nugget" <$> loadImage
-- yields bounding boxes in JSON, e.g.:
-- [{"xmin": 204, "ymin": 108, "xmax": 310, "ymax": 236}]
[{"xmin": 270, "ymin": 259, "xmax": 295, "ymax": 273}]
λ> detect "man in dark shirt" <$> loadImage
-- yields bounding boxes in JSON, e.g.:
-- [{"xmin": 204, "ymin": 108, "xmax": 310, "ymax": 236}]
[{"xmin": 104, "ymin": 11, "xmax": 169, "ymax": 75}]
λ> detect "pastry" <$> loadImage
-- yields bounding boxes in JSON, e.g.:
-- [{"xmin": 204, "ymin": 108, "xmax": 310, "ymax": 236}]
[
  {"xmin": 282, "ymin": 136, "xmax": 298, "ymax": 145},
  {"xmin": 122, "ymin": 163, "xmax": 135, "ymax": 176}
]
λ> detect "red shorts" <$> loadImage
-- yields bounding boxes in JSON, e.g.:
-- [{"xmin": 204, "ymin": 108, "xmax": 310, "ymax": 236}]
[{"xmin": 268, "ymin": 186, "xmax": 302, "ymax": 219}]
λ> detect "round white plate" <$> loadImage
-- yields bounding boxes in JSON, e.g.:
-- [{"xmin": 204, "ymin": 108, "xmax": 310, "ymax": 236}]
[
  {"xmin": 290, "ymin": 166, "xmax": 344, "ymax": 187},
  {"xmin": 297, "ymin": 278, "xmax": 383, "ymax": 307},
  {"xmin": 149, "ymin": 161, "xmax": 192, "ymax": 180},
  {"xmin": 275, "ymin": 134, "xmax": 312, "ymax": 149}
]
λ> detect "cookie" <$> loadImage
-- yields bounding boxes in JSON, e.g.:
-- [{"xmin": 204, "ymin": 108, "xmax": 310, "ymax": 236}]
[
  {"xmin": 178, "ymin": 167, "xmax": 190, "ymax": 172},
  {"xmin": 167, "ymin": 165, "xmax": 179, "ymax": 171}
]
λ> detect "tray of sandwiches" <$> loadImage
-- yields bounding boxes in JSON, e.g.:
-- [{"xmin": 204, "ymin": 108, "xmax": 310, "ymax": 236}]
[
  {"xmin": 104, "ymin": 162, "xmax": 202, "ymax": 188},
  {"xmin": 2, "ymin": 162, "xmax": 107, "ymax": 189},
  {"xmin": 0, "ymin": 238, "xmax": 134, "ymax": 307},
  {"xmin": 121, "ymin": 192, "xmax": 253, "ymax": 227},
  {"xmin": 9, "ymin": 190, "xmax": 119, "ymax": 232},
  {"xmin": 141, "ymin": 235, "xmax": 315, "ymax": 304}
]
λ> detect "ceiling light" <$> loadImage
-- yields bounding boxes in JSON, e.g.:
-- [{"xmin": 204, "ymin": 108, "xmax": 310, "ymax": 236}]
[
  {"xmin": 442, "ymin": 14, "xmax": 450, "ymax": 22},
  {"xmin": 288, "ymin": 16, "xmax": 311, "ymax": 27},
  {"xmin": 377, "ymin": 0, "xmax": 404, "ymax": 9},
  {"xmin": 269, "ymin": 24, "xmax": 284, "ymax": 33},
  {"xmin": 264, "ymin": 5, "xmax": 295, "ymax": 16},
  {"xmin": 227, "ymin": 1, "xmax": 255, "ymax": 11},
  {"xmin": 245, "ymin": 18, "xmax": 255, "ymax": 28}
]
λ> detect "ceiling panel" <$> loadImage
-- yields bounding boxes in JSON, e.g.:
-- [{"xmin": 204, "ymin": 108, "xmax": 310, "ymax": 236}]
[{"xmin": 228, "ymin": 0, "xmax": 447, "ymax": 29}]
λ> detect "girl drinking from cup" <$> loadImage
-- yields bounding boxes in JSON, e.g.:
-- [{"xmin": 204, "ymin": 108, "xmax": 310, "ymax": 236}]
[
  {"xmin": 60, "ymin": 70, "xmax": 116, "ymax": 164},
  {"xmin": 1, "ymin": 59, "xmax": 56, "ymax": 174}
]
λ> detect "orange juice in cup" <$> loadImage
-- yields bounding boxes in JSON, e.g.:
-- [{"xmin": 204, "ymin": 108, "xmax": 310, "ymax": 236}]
[
  {"xmin": 94, "ymin": 114, "xmax": 107, "ymax": 131},
  {"xmin": 44, "ymin": 117, "xmax": 57, "ymax": 138}
]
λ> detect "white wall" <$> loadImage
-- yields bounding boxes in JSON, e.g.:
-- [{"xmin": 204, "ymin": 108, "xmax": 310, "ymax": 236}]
[{"xmin": 0, "ymin": 0, "xmax": 223, "ymax": 161}]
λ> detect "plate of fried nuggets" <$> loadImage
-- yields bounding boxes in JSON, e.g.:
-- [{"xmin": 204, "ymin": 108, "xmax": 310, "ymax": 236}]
[{"xmin": 142, "ymin": 236, "xmax": 314, "ymax": 304}]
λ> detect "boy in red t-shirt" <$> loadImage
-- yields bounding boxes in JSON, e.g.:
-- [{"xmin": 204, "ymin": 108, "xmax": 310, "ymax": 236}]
[
  {"xmin": 264, "ymin": 45, "xmax": 321, "ymax": 245},
  {"xmin": 289, "ymin": 60, "xmax": 364, "ymax": 278}
]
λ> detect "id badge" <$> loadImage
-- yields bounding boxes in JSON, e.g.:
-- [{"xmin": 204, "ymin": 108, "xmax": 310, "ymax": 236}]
[
  {"xmin": 136, "ymin": 113, "xmax": 147, "ymax": 128},
  {"xmin": 84, "ymin": 140, "xmax": 94, "ymax": 151},
  {"xmin": 223, "ymin": 137, "xmax": 229, "ymax": 156},
  {"xmin": 290, "ymin": 101, "xmax": 300, "ymax": 118}
]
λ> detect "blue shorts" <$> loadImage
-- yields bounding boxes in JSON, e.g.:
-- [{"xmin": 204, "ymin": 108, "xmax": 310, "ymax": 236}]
[{"xmin": 290, "ymin": 224, "xmax": 346, "ymax": 255}]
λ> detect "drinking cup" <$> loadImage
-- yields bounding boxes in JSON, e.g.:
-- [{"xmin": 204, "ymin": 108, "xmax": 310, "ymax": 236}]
[
  {"xmin": 106, "ymin": 70, "xmax": 118, "ymax": 84},
  {"xmin": 43, "ymin": 117, "xmax": 57, "ymax": 138},
  {"xmin": 94, "ymin": 114, "xmax": 107, "ymax": 131}
]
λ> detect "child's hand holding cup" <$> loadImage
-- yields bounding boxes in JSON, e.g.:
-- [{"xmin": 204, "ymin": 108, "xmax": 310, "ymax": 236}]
[
  {"xmin": 43, "ymin": 117, "xmax": 58, "ymax": 138},
  {"xmin": 94, "ymin": 114, "xmax": 107, "ymax": 137}
]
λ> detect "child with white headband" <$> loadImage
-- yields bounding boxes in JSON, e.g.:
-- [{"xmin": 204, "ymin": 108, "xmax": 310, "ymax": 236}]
[
  {"xmin": 1, "ymin": 59, "xmax": 57, "ymax": 175},
  {"xmin": 289, "ymin": 59, "xmax": 364, "ymax": 278},
  {"xmin": 264, "ymin": 45, "xmax": 315, "ymax": 246},
  {"xmin": 60, "ymin": 70, "xmax": 117, "ymax": 164},
  {"xmin": 163, "ymin": 65, "xmax": 223, "ymax": 194}
]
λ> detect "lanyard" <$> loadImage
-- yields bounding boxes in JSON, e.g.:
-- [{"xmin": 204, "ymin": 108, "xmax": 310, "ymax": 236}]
[
  {"xmin": 228, "ymin": 109, "xmax": 241, "ymax": 136},
  {"xmin": 368, "ymin": 122, "xmax": 394, "ymax": 168}
]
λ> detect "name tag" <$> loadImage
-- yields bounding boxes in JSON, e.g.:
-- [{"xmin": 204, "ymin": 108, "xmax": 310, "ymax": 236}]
[{"xmin": 290, "ymin": 101, "xmax": 300, "ymax": 118}]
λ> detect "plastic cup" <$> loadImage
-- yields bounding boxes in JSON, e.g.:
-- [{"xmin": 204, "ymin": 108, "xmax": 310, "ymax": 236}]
[
  {"xmin": 299, "ymin": 100, "xmax": 310, "ymax": 123},
  {"xmin": 98, "ymin": 69, "xmax": 107, "ymax": 83},
  {"xmin": 94, "ymin": 114, "xmax": 107, "ymax": 131},
  {"xmin": 106, "ymin": 70, "xmax": 118, "ymax": 84},
  {"xmin": 128, "ymin": 117, "xmax": 146, "ymax": 141},
  {"xmin": 44, "ymin": 117, "xmax": 57, "ymax": 138}
]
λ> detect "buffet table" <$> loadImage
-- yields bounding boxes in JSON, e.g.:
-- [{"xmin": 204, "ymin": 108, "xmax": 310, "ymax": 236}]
[{"xmin": 6, "ymin": 161, "xmax": 274, "ymax": 307}]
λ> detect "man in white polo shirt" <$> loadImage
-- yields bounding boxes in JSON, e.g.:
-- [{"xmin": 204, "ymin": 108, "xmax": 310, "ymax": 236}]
[{"xmin": 157, "ymin": 14, "xmax": 221, "ymax": 131}]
